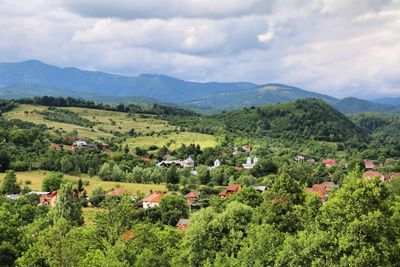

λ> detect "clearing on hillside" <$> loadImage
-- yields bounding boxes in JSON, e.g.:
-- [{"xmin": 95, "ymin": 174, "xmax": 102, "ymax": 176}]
[
  {"xmin": 124, "ymin": 131, "xmax": 218, "ymax": 150},
  {"xmin": 4, "ymin": 104, "xmax": 175, "ymax": 139}
]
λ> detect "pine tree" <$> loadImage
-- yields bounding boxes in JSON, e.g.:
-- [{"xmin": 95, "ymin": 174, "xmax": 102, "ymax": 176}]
[{"xmin": 1, "ymin": 170, "xmax": 20, "ymax": 194}]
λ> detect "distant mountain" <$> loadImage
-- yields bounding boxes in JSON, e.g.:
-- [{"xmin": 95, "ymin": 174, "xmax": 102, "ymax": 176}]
[
  {"xmin": 330, "ymin": 97, "xmax": 400, "ymax": 114},
  {"xmin": 0, "ymin": 60, "xmax": 256, "ymax": 103},
  {"xmin": 0, "ymin": 60, "xmax": 398, "ymax": 114},
  {"xmin": 183, "ymin": 84, "xmax": 336, "ymax": 113},
  {"xmin": 373, "ymin": 97, "xmax": 400, "ymax": 106}
]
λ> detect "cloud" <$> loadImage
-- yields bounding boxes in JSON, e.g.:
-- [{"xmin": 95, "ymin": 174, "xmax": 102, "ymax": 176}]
[{"xmin": 0, "ymin": 0, "xmax": 399, "ymax": 99}]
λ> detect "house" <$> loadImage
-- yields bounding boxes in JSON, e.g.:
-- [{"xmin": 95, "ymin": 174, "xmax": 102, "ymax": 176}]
[
  {"xmin": 6, "ymin": 194, "xmax": 21, "ymax": 201},
  {"xmin": 305, "ymin": 181, "xmax": 339, "ymax": 201},
  {"xmin": 107, "ymin": 188, "xmax": 125, "ymax": 196},
  {"xmin": 295, "ymin": 155, "xmax": 305, "ymax": 163},
  {"xmin": 213, "ymin": 159, "xmax": 221, "ymax": 168},
  {"xmin": 219, "ymin": 184, "xmax": 241, "ymax": 198},
  {"xmin": 142, "ymin": 192, "xmax": 164, "ymax": 208},
  {"xmin": 29, "ymin": 191, "xmax": 58, "ymax": 206},
  {"xmin": 253, "ymin": 185, "xmax": 266, "ymax": 193},
  {"xmin": 242, "ymin": 157, "xmax": 258, "ymax": 169},
  {"xmin": 233, "ymin": 166, "xmax": 243, "ymax": 171},
  {"xmin": 363, "ymin": 171, "xmax": 385, "ymax": 181},
  {"xmin": 72, "ymin": 140, "xmax": 88, "ymax": 148},
  {"xmin": 384, "ymin": 173, "xmax": 400, "ymax": 181},
  {"xmin": 142, "ymin": 157, "xmax": 151, "ymax": 163},
  {"xmin": 156, "ymin": 160, "xmax": 182, "ymax": 168},
  {"xmin": 242, "ymin": 144, "xmax": 251, "ymax": 153},
  {"xmin": 364, "ymin": 159, "xmax": 378, "ymax": 170},
  {"xmin": 182, "ymin": 156, "xmax": 195, "ymax": 168},
  {"xmin": 323, "ymin": 158, "xmax": 336, "ymax": 168},
  {"xmin": 176, "ymin": 219, "xmax": 190, "ymax": 230},
  {"xmin": 185, "ymin": 191, "xmax": 200, "ymax": 202}
]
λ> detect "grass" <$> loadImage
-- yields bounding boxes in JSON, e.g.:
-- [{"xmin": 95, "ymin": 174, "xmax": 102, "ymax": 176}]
[
  {"xmin": 0, "ymin": 170, "xmax": 166, "ymax": 196},
  {"xmin": 4, "ymin": 104, "xmax": 175, "ymax": 139},
  {"xmin": 124, "ymin": 131, "xmax": 218, "ymax": 150},
  {"xmin": 82, "ymin": 207, "xmax": 104, "ymax": 225}
]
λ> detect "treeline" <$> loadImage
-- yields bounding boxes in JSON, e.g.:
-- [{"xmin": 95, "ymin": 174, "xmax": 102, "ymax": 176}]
[
  {"xmin": 14, "ymin": 96, "xmax": 198, "ymax": 116},
  {"xmin": 40, "ymin": 107, "xmax": 96, "ymax": 127}
]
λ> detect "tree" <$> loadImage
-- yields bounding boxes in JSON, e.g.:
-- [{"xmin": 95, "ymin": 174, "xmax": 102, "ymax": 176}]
[
  {"xmin": 77, "ymin": 178, "xmax": 84, "ymax": 193},
  {"xmin": 232, "ymin": 186, "xmax": 263, "ymax": 208},
  {"xmin": 53, "ymin": 183, "xmax": 84, "ymax": 226},
  {"xmin": 1, "ymin": 170, "xmax": 20, "ymax": 194},
  {"xmin": 90, "ymin": 187, "xmax": 106, "ymax": 207},
  {"xmin": 159, "ymin": 195, "xmax": 189, "ymax": 226},
  {"xmin": 165, "ymin": 165, "xmax": 179, "ymax": 184},
  {"xmin": 250, "ymin": 159, "xmax": 278, "ymax": 177},
  {"xmin": 0, "ymin": 150, "xmax": 10, "ymax": 172},
  {"xmin": 98, "ymin": 162, "xmax": 112, "ymax": 181},
  {"xmin": 42, "ymin": 173, "xmax": 63, "ymax": 192}
]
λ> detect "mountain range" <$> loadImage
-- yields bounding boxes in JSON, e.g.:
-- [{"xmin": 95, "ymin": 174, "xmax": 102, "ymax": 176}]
[{"xmin": 0, "ymin": 60, "xmax": 399, "ymax": 114}]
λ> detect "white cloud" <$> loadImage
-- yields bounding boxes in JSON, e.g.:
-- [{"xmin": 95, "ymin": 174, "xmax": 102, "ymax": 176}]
[{"xmin": 0, "ymin": 0, "xmax": 399, "ymax": 98}]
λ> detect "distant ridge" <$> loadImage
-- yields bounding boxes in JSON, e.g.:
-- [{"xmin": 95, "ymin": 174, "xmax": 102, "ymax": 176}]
[{"xmin": 0, "ymin": 60, "xmax": 398, "ymax": 114}]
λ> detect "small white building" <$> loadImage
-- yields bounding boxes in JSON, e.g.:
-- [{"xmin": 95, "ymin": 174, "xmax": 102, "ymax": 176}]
[
  {"xmin": 242, "ymin": 157, "xmax": 258, "ymax": 169},
  {"xmin": 73, "ymin": 140, "xmax": 87, "ymax": 148},
  {"xmin": 182, "ymin": 156, "xmax": 195, "ymax": 168},
  {"xmin": 142, "ymin": 192, "xmax": 164, "ymax": 209},
  {"xmin": 295, "ymin": 155, "xmax": 305, "ymax": 163}
]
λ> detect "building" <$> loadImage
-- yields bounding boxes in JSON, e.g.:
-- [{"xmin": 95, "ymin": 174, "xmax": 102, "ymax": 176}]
[
  {"xmin": 219, "ymin": 184, "xmax": 241, "ymax": 198},
  {"xmin": 253, "ymin": 185, "xmax": 266, "ymax": 193},
  {"xmin": 363, "ymin": 171, "xmax": 385, "ymax": 181},
  {"xmin": 182, "ymin": 156, "xmax": 195, "ymax": 168},
  {"xmin": 364, "ymin": 159, "xmax": 378, "ymax": 170},
  {"xmin": 142, "ymin": 192, "xmax": 164, "ymax": 209},
  {"xmin": 294, "ymin": 155, "xmax": 305, "ymax": 163},
  {"xmin": 176, "ymin": 219, "xmax": 190, "ymax": 230},
  {"xmin": 72, "ymin": 140, "xmax": 88, "ymax": 148},
  {"xmin": 29, "ymin": 191, "xmax": 58, "ymax": 206},
  {"xmin": 107, "ymin": 188, "xmax": 125, "ymax": 196},
  {"xmin": 242, "ymin": 157, "xmax": 258, "ymax": 169},
  {"xmin": 305, "ymin": 181, "xmax": 339, "ymax": 201},
  {"xmin": 49, "ymin": 143, "xmax": 63, "ymax": 150},
  {"xmin": 323, "ymin": 158, "xmax": 336, "ymax": 168},
  {"xmin": 213, "ymin": 159, "xmax": 221, "ymax": 168}
]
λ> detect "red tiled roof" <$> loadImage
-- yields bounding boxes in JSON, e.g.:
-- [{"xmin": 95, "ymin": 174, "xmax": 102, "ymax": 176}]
[
  {"xmin": 363, "ymin": 171, "xmax": 383, "ymax": 179},
  {"xmin": 142, "ymin": 157, "xmax": 151, "ymax": 162},
  {"xmin": 233, "ymin": 166, "xmax": 243, "ymax": 171},
  {"xmin": 185, "ymin": 191, "xmax": 200, "ymax": 199},
  {"xmin": 142, "ymin": 192, "xmax": 164, "ymax": 203},
  {"xmin": 323, "ymin": 158, "xmax": 336, "ymax": 167},
  {"xmin": 364, "ymin": 159, "xmax": 378, "ymax": 169},
  {"xmin": 107, "ymin": 188, "xmax": 125, "ymax": 196},
  {"xmin": 121, "ymin": 229, "xmax": 135, "ymax": 240},
  {"xmin": 219, "ymin": 184, "xmax": 241, "ymax": 197}
]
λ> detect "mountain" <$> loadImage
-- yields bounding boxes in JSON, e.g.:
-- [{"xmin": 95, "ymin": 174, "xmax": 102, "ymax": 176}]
[
  {"xmin": 175, "ymin": 99, "xmax": 367, "ymax": 142},
  {"xmin": 0, "ymin": 60, "xmax": 398, "ymax": 115},
  {"xmin": 373, "ymin": 97, "xmax": 400, "ymax": 106},
  {"xmin": 330, "ymin": 97, "xmax": 400, "ymax": 114},
  {"xmin": 183, "ymin": 83, "xmax": 337, "ymax": 113},
  {"xmin": 0, "ymin": 60, "xmax": 256, "ymax": 103}
]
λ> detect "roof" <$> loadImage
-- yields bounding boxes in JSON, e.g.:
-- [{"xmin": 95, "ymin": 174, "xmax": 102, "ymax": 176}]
[
  {"xmin": 323, "ymin": 158, "xmax": 336, "ymax": 166},
  {"xmin": 185, "ymin": 191, "xmax": 200, "ymax": 199},
  {"xmin": 107, "ymin": 188, "xmax": 125, "ymax": 196},
  {"xmin": 233, "ymin": 166, "xmax": 243, "ymax": 171},
  {"xmin": 176, "ymin": 219, "xmax": 190, "ymax": 230},
  {"xmin": 142, "ymin": 192, "xmax": 164, "ymax": 203},
  {"xmin": 363, "ymin": 171, "xmax": 383, "ymax": 179},
  {"xmin": 219, "ymin": 184, "xmax": 241, "ymax": 197},
  {"xmin": 306, "ymin": 181, "xmax": 339, "ymax": 201},
  {"xmin": 142, "ymin": 157, "xmax": 151, "ymax": 162},
  {"xmin": 364, "ymin": 159, "xmax": 378, "ymax": 169}
]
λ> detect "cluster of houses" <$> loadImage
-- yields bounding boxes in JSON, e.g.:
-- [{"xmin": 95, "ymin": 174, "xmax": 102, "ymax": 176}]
[
  {"xmin": 48, "ymin": 139, "xmax": 109, "ymax": 153},
  {"xmin": 6, "ymin": 191, "xmax": 58, "ymax": 206}
]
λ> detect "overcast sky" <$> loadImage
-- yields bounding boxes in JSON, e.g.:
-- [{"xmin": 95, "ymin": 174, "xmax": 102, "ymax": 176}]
[{"xmin": 1, "ymin": 0, "xmax": 399, "ymax": 99}]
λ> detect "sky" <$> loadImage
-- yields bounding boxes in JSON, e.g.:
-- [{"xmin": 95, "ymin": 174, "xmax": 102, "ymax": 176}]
[{"xmin": 0, "ymin": 0, "xmax": 399, "ymax": 99}]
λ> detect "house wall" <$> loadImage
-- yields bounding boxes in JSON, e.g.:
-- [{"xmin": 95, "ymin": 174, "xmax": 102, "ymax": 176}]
[{"xmin": 143, "ymin": 201, "xmax": 159, "ymax": 209}]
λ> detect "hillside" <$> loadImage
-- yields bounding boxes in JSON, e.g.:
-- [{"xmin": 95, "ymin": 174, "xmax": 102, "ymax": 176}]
[
  {"xmin": 331, "ymin": 97, "xmax": 400, "ymax": 114},
  {"xmin": 174, "ymin": 99, "xmax": 367, "ymax": 142},
  {"xmin": 373, "ymin": 97, "xmax": 400, "ymax": 106},
  {"xmin": 0, "ymin": 60, "xmax": 256, "ymax": 103}
]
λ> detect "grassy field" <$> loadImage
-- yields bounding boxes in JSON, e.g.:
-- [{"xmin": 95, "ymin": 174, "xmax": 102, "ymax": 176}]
[
  {"xmin": 4, "ymin": 104, "xmax": 174, "ymax": 139},
  {"xmin": 124, "ymin": 131, "xmax": 218, "ymax": 150},
  {"xmin": 0, "ymin": 170, "xmax": 166, "ymax": 196}
]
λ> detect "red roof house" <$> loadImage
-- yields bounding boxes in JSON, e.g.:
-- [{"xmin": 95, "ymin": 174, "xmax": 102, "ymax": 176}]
[
  {"xmin": 363, "ymin": 171, "xmax": 385, "ymax": 181},
  {"xmin": 176, "ymin": 219, "xmax": 190, "ymax": 230},
  {"xmin": 219, "ymin": 184, "xmax": 241, "ymax": 198},
  {"xmin": 142, "ymin": 192, "xmax": 164, "ymax": 208},
  {"xmin": 323, "ymin": 158, "xmax": 336, "ymax": 168},
  {"xmin": 305, "ymin": 181, "xmax": 339, "ymax": 201},
  {"xmin": 364, "ymin": 159, "xmax": 378, "ymax": 170}
]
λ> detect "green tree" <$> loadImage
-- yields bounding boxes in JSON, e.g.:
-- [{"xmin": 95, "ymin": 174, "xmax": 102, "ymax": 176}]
[
  {"xmin": 42, "ymin": 173, "xmax": 63, "ymax": 192},
  {"xmin": 159, "ymin": 194, "xmax": 189, "ymax": 226},
  {"xmin": 53, "ymin": 183, "xmax": 84, "ymax": 226},
  {"xmin": 165, "ymin": 165, "xmax": 179, "ymax": 184},
  {"xmin": 1, "ymin": 170, "xmax": 20, "ymax": 194}
]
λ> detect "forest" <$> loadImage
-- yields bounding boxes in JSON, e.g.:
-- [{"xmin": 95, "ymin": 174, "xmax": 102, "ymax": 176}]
[{"xmin": 0, "ymin": 97, "xmax": 400, "ymax": 266}]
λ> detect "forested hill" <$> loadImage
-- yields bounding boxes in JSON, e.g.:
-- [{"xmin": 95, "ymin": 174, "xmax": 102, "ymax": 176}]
[{"xmin": 174, "ymin": 99, "xmax": 367, "ymax": 142}]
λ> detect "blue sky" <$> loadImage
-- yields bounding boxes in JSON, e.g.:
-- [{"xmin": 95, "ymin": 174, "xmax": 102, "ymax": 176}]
[{"xmin": 0, "ymin": 0, "xmax": 399, "ymax": 99}]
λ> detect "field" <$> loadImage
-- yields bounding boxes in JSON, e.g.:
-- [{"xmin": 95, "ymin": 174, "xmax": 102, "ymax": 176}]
[
  {"xmin": 124, "ymin": 131, "xmax": 218, "ymax": 150},
  {"xmin": 4, "ymin": 104, "xmax": 175, "ymax": 139},
  {"xmin": 0, "ymin": 170, "xmax": 166, "ymax": 196}
]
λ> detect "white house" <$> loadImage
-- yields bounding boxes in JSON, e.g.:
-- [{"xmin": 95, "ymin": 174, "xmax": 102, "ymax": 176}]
[
  {"xmin": 214, "ymin": 159, "xmax": 221, "ymax": 168},
  {"xmin": 182, "ymin": 156, "xmax": 195, "ymax": 168},
  {"xmin": 242, "ymin": 157, "xmax": 258, "ymax": 169},
  {"xmin": 142, "ymin": 192, "xmax": 164, "ymax": 209},
  {"xmin": 295, "ymin": 155, "xmax": 305, "ymax": 163}
]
